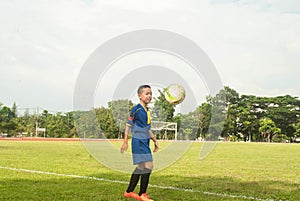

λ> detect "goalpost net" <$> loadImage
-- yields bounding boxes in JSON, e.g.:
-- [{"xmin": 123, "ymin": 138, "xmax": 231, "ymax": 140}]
[{"xmin": 151, "ymin": 121, "xmax": 178, "ymax": 140}]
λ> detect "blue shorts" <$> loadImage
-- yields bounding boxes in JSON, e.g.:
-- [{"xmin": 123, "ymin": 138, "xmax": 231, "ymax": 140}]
[{"xmin": 131, "ymin": 126, "xmax": 152, "ymax": 165}]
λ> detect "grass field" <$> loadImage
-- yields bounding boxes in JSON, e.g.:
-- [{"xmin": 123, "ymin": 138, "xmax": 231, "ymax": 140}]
[{"xmin": 0, "ymin": 140, "xmax": 299, "ymax": 201}]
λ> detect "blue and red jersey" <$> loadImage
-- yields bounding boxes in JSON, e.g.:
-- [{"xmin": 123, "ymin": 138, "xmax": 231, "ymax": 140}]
[{"xmin": 126, "ymin": 103, "xmax": 151, "ymax": 129}]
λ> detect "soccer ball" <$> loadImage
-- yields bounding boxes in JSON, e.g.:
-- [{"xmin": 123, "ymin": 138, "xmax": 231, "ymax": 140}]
[{"xmin": 164, "ymin": 84, "xmax": 186, "ymax": 105}]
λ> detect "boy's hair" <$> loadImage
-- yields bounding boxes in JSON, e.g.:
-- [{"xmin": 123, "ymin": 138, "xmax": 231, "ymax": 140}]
[{"xmin": 137, "ymin": 85, "xmax": 151, "ymax": 94}]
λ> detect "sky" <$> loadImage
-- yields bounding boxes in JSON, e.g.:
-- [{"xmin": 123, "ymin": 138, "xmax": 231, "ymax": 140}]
[{"xmin": 0, "ymin": 0, "xmax": 299, "ymax": 113}]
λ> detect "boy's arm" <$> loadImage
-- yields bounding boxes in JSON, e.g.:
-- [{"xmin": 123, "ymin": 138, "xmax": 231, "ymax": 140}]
[
  {"xmin": 120, "ymin": 125, "xmax": 131, "ymax": 153},
  {"xmin": 149, "ymin": 130, "xmax": 159, "ymax": 152}
]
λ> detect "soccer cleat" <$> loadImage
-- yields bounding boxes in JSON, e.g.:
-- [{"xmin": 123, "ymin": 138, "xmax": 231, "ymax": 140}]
[
  {"xmin": 138, "ymin": 193, "xmax": 154, "ymax": 201},
  {"xmin": 124, "ymin": 191, "xmax": 140, "ymax": 199}
]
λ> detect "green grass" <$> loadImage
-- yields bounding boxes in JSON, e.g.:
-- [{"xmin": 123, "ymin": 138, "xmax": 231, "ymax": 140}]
[{"xmin": 0, "ymin": 140, "xmax": 299, "ymax": 201}]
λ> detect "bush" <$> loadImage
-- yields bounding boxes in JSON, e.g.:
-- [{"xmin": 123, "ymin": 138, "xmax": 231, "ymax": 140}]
[{"xmin": 272, "ymin": 134, "xmax": 288, "ymax": 143}]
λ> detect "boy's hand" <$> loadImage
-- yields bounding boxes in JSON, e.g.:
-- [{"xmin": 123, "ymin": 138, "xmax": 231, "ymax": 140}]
[
  {"xmin": 120, "ymin": 143, "xmax": 128, "ymax": 153},
  {"xmin": 153, "ymin": 141, "xmax": 159, "ymax": 153}
]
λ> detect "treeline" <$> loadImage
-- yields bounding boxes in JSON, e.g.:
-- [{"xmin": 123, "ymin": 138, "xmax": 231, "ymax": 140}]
[
  {"xmin": 1, "ymin": 86, "xmax": 300, "ymax": 142},
  {"xmin": 0, "ymin": 103, "xmax": 76, "ymax": 138},
  {"xmin": 177, "ymin": 87, "xmax": 300, "ymax": 142}
]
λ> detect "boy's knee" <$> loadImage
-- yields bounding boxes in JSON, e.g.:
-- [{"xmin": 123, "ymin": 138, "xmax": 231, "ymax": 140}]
[
  {"xmin": 133, "ymin": 167, "xmax": 142, "ymax": 174},
  {"xmin": 141, "ymin": 167, "xmax": 152, "ymax": 174},
  {"xmin": 136, "ymin": 162, "xmax": 153, "ymax": 171},
  {"xmin": 145, "ymin": 162, "xmax": 153, "ymax": 170},
  {"xmin": 137, "ymin": 163, "xmax": 145, "ymax": 170}
]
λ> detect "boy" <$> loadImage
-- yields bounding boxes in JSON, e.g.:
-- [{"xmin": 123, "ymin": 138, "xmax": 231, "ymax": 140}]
[{"xmin": 121, "ymin": 85, "xmax": 159, "ymax": 201}]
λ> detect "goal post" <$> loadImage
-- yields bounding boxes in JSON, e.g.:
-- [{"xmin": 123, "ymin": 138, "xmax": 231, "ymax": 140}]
[{"xmin": 151, "ymin": 121, "xmax": 178, "ymax": 140}]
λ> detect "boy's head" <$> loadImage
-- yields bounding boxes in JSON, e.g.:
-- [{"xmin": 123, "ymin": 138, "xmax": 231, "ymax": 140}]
[
  {"xmin": 137, "ymin": 85, "xmax": 151, "ymax": 94},
  {"xmin": 137, "ymin": 85, "xmax": 152, "ymax": 105}
]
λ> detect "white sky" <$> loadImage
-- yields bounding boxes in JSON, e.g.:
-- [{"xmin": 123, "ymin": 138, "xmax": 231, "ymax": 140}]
[{"xmin": 0, "ymin": 0, "xmax": 299, "ymax": 112}]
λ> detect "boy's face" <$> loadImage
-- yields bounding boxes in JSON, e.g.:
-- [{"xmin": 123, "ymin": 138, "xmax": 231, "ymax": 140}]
[{"xmin": 138, "ymin": 87, "xmax": 152, "ymax": 105}]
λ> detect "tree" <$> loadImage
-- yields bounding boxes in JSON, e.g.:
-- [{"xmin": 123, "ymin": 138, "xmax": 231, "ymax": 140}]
[
  {"xmin": 65, "ymin": 112, "xmax": 77, "ymax": 138},
  {"xmin": 94, "ymin": 99, "xmax": 134, "ymax": 139},
  {"xmin": 74, "ymin": 110, "xmax": 101, "ymax": 138},
  {"xmin": 222, "ymin": 87, "xmax": 240, "ymax": 139},
  {"xmin": 266, "ymin": 95, "xmax": 300, "ymax": 138},
  {"xmin": 52, "ymin": 112, "xmax": 71, "ymax": 138},
  {"xmin": 195, "ymin": 103, "xmax": 212, "ymax": 139},
  {"xmin": 11, "ymin": 102, "xmax": 17, "ymax": 118},
  {"xmin": 292, "ymin": 119, "xmax": 300, "ymax": 138},
  {"xmin": 150, "ymin": 89, "xmax": 177, "ymax": 139},
  {"xmin": 36, "ymin": 110, "xmax": 76, "ymax": 138},
  {"xmin": 152, "ymin": 89, "xmax": 175, "ymax": 122},
  {"xmin": 0, "ymin": 104, "xmax": 17, "ymax": 135},
  {"xmin": 107, "ymin": 99, "xmax": 134, "ymax": 138},
  {"xmin": 206, "ymin": 88, "xmax": 227, "ymax": 140},
  {"xmin": 236, "ymin": 95, "xmax": 259, "ymax": 142},
  {"xmin": 259, "ymin": 118, "xmax": 281, "ymax": 142},
  {"xmin": 176, "ymin": 111, "xmax": 200, "ymax": 140},
  {"xmin": 18, "ymin": 108, "xmax": 36, "ymax": 137}
]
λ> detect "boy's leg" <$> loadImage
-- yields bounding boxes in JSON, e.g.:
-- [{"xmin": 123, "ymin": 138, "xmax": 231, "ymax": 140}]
[
  {"xmin": 126, "ymin": 166, "xmax": 142, "ymax": 193},
  {"xmin": 139, "ymin": 161, "xmax": 153, "ymax": 196}
]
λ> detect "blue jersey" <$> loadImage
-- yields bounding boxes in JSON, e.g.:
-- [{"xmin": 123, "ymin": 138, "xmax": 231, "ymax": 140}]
[
  {"xmin": 126, "ymin": 103, "xmax": 153, "ymax": 164},
  {"xmin": 127, "ymin": 103, "xmax": 151, "ymax": 128}
]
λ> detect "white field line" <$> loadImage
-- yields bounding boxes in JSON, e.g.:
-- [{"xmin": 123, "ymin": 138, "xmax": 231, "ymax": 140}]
[{"xmin": 0, "ymin": 166, "xmax": 285, "ymax": 201}]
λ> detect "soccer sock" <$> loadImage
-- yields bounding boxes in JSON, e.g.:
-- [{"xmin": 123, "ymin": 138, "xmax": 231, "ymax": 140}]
[
  {"xmin": 139, "ymin": 168, "xmax": 152, "ymax": 196},
  {"xmin": 126, "ymin": 167, "xmax": 142, "ymax": 193}
]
